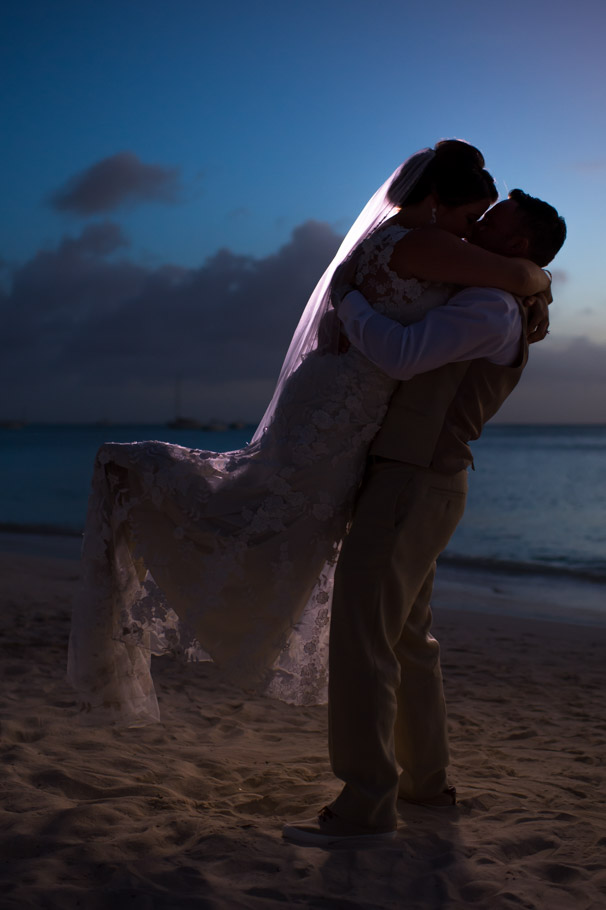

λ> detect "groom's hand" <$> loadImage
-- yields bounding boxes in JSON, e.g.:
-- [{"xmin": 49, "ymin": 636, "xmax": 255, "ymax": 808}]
[
  {"xmin": 329, "ymin": 259, "xmax": 360, "ymax": 353},
  {"xmin": 317, "ymin": 309, "xmax": 351, "ymax": 354},
  {"xmin": 524, "ymin": 287, "xmax": 552, "ymax": 344},
  {"xmin": 330, "ymin": 257, "xmax": 358, "ymax": 315}
]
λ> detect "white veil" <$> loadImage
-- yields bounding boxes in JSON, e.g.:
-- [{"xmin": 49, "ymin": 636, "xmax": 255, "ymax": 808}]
[{"xmin": 251, "ymin": 147, "xmax": 436, "ymax": 442}]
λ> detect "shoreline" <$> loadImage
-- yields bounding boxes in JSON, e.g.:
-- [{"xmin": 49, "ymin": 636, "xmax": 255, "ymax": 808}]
[
  {"xmin": 3, "ymin": 522, "xmax": 605, "ymax": 580},
  {"xmin": 2, "ymin": 528, "xmax": 605, "ymax": 630},
  {"xmin": 433, "ymin": 563, "xmax": 606, "ymax": 628}
]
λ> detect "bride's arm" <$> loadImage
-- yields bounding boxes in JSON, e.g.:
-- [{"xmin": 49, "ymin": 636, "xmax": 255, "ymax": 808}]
[{"xmin": 393, "ymin": 228, "xmax": 550, "ymax": 296}]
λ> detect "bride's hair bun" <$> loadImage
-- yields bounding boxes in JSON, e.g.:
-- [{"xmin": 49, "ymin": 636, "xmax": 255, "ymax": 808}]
[
  {"xmin": 390, "ymin": 138, "xmax": 497, "ymax": 208},
  {"xmin": 433, "ymin": 138, "xmax": 487, "ymax": 171}
]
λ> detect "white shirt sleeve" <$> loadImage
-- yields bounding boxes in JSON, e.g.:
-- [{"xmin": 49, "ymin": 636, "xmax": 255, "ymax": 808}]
[{"xmin": 338, "ymin": 287, "xmax": 523, "ymax": 380}]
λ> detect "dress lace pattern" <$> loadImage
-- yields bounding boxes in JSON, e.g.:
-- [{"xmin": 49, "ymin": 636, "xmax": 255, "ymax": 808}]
[{"xmin": 68, "ymin": 225, "xmax": 453, "ymax": 724}]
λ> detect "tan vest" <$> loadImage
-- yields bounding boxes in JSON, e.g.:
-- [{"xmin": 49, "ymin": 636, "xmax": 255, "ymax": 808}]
[{"xmin": 369, "ymin": 302, "xmax": 529, "ymax": 473}]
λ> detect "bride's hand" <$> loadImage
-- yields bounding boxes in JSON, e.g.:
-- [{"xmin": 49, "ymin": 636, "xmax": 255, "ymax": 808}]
[{"xmin": 524, "ymin": 285, "xmax": 552, "ymax": 344}]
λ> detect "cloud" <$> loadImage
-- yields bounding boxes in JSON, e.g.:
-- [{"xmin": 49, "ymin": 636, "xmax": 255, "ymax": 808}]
[
  {"xmin": 1, "ymin": 222, "xmax": 605, "ymax": 425},
  {"xmin": 0, "ymin": 220, "xmax": 342, "ymax": 422},
  {"xmin": 526, "ymin": 336, "xmax": 606, "ymax": 382},
  {"xmin": 569, "ymin": 160, "xmax": 606, "ymax": 174},
  {"xmin": 6, "ymin": 222, "xmax": 139, "ymax": 338},
  {"xmin": 50, "ymin": 152, "xmax": 182, "ymax": 215},
  {"xmin": 495, "ymin": 336, "xmax": 606, "ymax": 424}
]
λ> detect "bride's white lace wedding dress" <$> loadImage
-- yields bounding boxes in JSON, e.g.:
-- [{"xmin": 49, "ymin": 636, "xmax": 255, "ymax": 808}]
[{"xmin": 68, "ymin": 224, "xmax": 453, "ymax": 724}]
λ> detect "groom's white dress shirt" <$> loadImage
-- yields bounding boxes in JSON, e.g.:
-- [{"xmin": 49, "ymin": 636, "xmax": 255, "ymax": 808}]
[{"xmin": 338, "ymin": 287, "xmax": 522, "ymax": 378}]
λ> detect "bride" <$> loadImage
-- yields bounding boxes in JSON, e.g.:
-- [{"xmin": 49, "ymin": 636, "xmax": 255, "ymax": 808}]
[{"xmin": 68, "ymin": 140, "xmax": 550, "ymax": 724}]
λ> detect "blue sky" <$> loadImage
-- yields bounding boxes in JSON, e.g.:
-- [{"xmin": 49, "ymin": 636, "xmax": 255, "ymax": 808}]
[{"xmin": 1, "ymin": 0, "xmax": 606, "ymax": 422}]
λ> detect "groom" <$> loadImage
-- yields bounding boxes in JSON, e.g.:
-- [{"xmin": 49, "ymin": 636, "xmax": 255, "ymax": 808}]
[{"xmin": 284, "ymin": 190, "xmax": 566, "ymax": 845}]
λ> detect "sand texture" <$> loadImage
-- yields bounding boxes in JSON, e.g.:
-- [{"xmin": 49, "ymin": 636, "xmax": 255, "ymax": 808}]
[{"xmin": 1, "ymin": 551, "xmax": 605, "ymax": 910}]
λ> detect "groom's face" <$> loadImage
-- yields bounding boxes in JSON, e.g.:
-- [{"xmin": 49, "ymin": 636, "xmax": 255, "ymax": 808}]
[{"xmin": 469, "ymin": 200, "xmax": 526, "ymax": 257}]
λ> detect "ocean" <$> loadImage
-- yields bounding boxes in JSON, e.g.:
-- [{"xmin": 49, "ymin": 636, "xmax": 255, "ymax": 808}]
[{"xmin": 1, "ymin": 424, "xmax": 605, "ymax": 585}]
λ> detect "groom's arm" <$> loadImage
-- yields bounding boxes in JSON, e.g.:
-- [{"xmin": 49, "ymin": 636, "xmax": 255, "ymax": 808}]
[{"xmin": 337, "ymin": 288, "xmax": 522, "ymax": 380}]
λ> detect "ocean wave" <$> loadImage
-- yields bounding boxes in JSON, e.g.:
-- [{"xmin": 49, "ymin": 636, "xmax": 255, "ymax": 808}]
[
  {"xmin": 2, "ymin": 521, "xmax": 605, "ymax": 587},
  {"xmin": 440, "ymin": 551, "xmax": 606, "ymax": 584}
]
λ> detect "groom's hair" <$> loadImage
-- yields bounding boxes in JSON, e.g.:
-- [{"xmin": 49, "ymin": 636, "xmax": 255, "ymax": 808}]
[{"xmin": 509, "ymin": 189, "xmax": 566, "ymax": 266}]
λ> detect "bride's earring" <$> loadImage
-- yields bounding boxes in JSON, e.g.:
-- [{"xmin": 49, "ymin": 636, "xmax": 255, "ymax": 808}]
[{"xmin": 430, "ymin": 207, "xmax": 437, "ymax": 225}]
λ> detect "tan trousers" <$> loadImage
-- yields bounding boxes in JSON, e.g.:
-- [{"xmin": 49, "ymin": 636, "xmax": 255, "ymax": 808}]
[{"xmin": 328, "ymin": 459, "xmax": 468, "ymax": 830}]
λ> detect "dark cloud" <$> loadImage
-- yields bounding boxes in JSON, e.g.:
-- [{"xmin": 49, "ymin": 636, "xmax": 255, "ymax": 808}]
[
  {"xmin": 50, "ymin": 152, "xmax": 182, "ymax": 215},
  {"xmin": 523, "ymin": 336, "xmax": 606, "ymax": 384},
  {"xmin": 0, "ymin": 220, "xmax": 342, "ymax": 421},
  {"xmin": 1, "ymin": 221, "xmax": 605, "ymax": 425},
  {"xmin": 496, "ymin": 336, "xmax": 606, "ymax": 424},
  {"xmin": 5, "ymin": 222, "xmax": 140, "ymax": 348}
]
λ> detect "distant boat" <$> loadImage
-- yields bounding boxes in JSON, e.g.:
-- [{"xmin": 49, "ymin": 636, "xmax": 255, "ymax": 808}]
[
  {"xmin": 166, "ymin": 377, "xmax": 205, "ymax": 429},
  {"xmin": 165, "ymin": 379, "xmax": 241, "ymax": 432}
]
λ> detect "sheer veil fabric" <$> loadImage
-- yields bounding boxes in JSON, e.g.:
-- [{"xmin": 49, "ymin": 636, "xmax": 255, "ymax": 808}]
[
  {"xmin": 68, "ymin": 148, "xmax": 444, "ymax": 725},
  {"xmin": 252, "ymin": 148, "xmax": 435, "ymax": 442}
]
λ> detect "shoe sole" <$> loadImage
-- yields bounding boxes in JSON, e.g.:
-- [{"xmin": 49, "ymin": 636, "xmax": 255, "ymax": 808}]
[{"xmin": 282, "ymin": 825, "xmax": 397, "ymax": 847}]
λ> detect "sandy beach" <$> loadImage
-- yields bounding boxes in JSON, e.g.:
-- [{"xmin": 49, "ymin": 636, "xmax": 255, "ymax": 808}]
[{"xmin": 1, "ymin": 546, "xmax": 605, "ymax": 910}]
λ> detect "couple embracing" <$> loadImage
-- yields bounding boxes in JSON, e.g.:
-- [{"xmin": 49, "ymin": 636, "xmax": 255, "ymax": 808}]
[{"xmin": 68, "ymin": 140, "xmax": 566, "ymax": 846}]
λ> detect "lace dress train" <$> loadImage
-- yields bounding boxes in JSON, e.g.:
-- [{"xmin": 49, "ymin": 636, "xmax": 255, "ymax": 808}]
[{"xmin": 67, "ymin": 226, "xmax": 453, "ymax": 724}]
